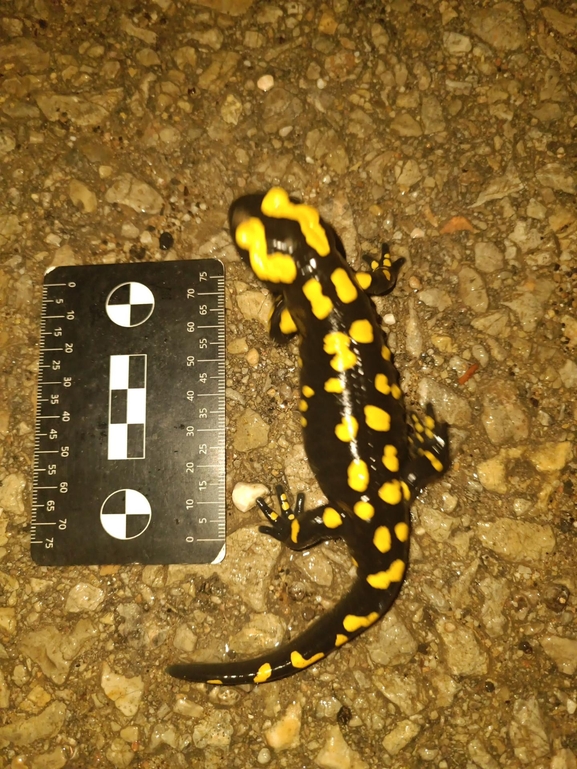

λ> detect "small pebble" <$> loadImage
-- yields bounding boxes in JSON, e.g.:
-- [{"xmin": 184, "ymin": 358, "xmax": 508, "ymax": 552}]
[
  {"xmin": 65, "ymin": 583, "xmax": 105, "ymax": 613},
  {"xmin": 257, "ymin": 747, "xmax": 272, "ymax": 764},
  {"xmin": 101, "ymin": 663, "xmax": 144, "ymax": 717},
  {"xmin": 265, "ymin": 703, "xmax": 302, "ymax": 751},
  {"xmin": 159, "ymin": 231, "xmax": 174, "ymax": 250},
  {"xmin": 257, "ymin": 74, "xmax": 274, "ymax": 92},
  {"xmin": 246, "ymin": 347, "xmax": 260, "ymax": 366},
  {"xmin": 408, "ymin": 275, "xmax": 422, "ymax": 290}
]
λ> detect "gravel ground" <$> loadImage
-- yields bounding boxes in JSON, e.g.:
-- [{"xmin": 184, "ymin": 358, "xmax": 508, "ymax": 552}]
[{"xmin": 0, "ymin": 0, "xmax": 576, "ymax": 767}]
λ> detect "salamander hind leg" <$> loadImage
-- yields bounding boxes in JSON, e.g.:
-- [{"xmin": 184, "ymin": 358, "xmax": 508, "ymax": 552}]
[
  {"xmin": 356, "ymin": 243, "xmax": 405, "ymax": 296},
  {"xmin": 268, "ymin": 295, "xmax": 298, "ymax": 344},
  {"xmin": 403, "ymin": 403, "xmax": 449, "ymax": 500},
  {"xmin": 258, "ymin": 484, "xmax": 346, "ymax": 550}
]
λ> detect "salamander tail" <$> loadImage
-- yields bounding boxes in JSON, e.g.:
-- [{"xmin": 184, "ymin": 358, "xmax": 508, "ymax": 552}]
[{"xmin": 166, "ymin": 572, "xmax": 404, "ymax": 685}]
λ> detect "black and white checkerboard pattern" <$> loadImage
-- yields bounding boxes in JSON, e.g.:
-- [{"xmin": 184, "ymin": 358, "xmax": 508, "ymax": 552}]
[{"xmin": 108, "ymin": 354, "xmax": 147, "ymax": 460}]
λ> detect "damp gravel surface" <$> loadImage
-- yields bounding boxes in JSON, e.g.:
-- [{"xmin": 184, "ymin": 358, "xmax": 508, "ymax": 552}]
[{"xmin": 0, "ymin": 0, "xmax": 576, "ymax": 767}]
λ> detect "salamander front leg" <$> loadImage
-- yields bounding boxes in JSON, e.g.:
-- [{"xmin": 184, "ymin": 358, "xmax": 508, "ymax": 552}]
[
  {"xmin": 268, "ymin": 295, "xmax": 298, "ymax": 344},
  {"xmin": 257, "ymin": 484, "xmax": 346, "ymax": 551},
  {"xmin": 402, "ymin": 404, "xmax": 449, "ymax": 500},
  {"xmin": 356, "ymin": 244, "xmax": 405, "ymax": 296}
]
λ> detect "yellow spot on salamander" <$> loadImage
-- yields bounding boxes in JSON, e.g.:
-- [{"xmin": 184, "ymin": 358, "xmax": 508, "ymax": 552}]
[
  {"xmin": 302, "ymin": 385, "xmax": 315, "ymax": 398},
  {"xmin": 335, "ymin": 634, "xmax": 348, "ymax": 647},
  {"xmin": 299, "ymin": 399, "xmax": 308, "ymax": 412},
  {"xmin": 325, "ymin": 377, "xmax": 344, "ymax": 394},
  {"xmin": 207, "ymin": 679, "xmax": 223, "ymax": 684},
  {"xmin": 353, "ymin": 500, "xmax": 374, "ymax": 520},
  {"xmin": 254, "ymin": 663, "xmax": 272, "ymax": 684},
  {"xmin": 375, "ymin": 373, "xmax": 402, "ymax": 400},
  {"xmin": 395, "ymin": 522, "xmax": 409, "ymax": 542},
  {"xmin": 343, "ymin": 611, "xmax": 379, "ymax": 633},
  {"xmin": 335, "ymin": 415, "xmax": 359, "ymax": 443},
  {"xmin": 378, "ymin": 479, "xmax": 402, "ymax": 505},
  {"xmin": 261, "ymin": 187, "xmax": 330, "ymax": 256},
  {"xmin": 381, "ymin": 345, "xmax": 391, "ymax": 361},
  {"xmin": 303, "ymin": 277, "xmax": 333, "ymax": 320},
  {"xmin": 279, "ymin": 308, "xmax": 297, "ymax": 335},
  {"xmin": 424, "ymin": 414, "xmax": 435, "ymax": 430},
  {"xmin": 349, "ymin": 318, "xmax": 374, "ymax": 344},
  {"xmin": 330, "ymin": 268, "xmax": 358, "ymax": 303},
  {"xmin": 356, "ymin": 272, "xmax": 372, "ymax": 290},
  {"xmin": 301, "ymin": 416, "xmax": 307, "ymax": 427},
  {"xmin": 290, "ymin": 650, "xmax": 324, "ymax": 669},
  {"xmin": 324, "ymin": 332, "xmax": 357, "ymax": 372},
  {"xmin": 347, "ymin": 458, "xmax": 369, "ymax": 492},
  {"xmin": 421, "ymin": 449, "xmax": 444, "ymax": 473},
  {"xmin": 411, "ymin": 415, "xmax": 424, "ymax": 433},
  {"xmin": 236, "ymin": 218, "xmax": 297, "ymax": 284},
  {"xmin": 400, "ymin": 481, "xmax": 411, "ymax": 501},
  {"xmin": 375, "ymin": 373, "xmax": 390, "ymax": 395},
  {"xmin": 291, "ymin": 519, "xmax": 300, "ymax": 544},
  {"xmin": 366, "ymin": 559, "xmax": 406, "ymax": 590},
  {"xmin": 373, "ymin": 525, "xmax": 392, "ymax": 553},
  {"xmin": 322, "ymin": 507, "xmax": 342, "ymax": 529},
  {"xmin": 364, "ymin": 405, "xmax": 391, "ymax": 432},
  {"xmin": 382, "ymin": 444, "xmax": 399, "ymax": 472}
]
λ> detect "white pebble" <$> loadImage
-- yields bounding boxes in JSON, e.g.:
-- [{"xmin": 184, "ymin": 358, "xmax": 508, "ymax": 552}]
[
  {"xmin": 232, "ymin": 482, "xmax": 269, "ymax": 512},
  {"xmin": 257, "ymin": 747, "xmax": 272, "ymax": 764},
  {"xmin": 65, "ymin": 583, "xmax": 105, "ymax": 612},
  {"xmin": 257, "ymin": 74, "xmax": 274, "ymax": 92},
  {"xmin": 265, "ymin": 703, "xmax": 302, "ymax": 751}
]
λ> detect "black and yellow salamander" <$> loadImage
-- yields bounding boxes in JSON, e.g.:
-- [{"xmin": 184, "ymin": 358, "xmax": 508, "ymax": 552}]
[{"xmin": 167, "ymin": 187, "xmax": 449, "ymax": 685}]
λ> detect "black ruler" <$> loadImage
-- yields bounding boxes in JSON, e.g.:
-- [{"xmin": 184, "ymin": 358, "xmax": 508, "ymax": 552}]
[{"xmin": 32, "ymin": 260, "xmax": 226, "ymax": 565}]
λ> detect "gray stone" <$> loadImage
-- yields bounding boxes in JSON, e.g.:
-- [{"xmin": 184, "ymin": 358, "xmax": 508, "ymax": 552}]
[
  {"xmin": 470, "ymin": 3, "xmax": 528, "ymax": 51},
  {"xmin": 233, "ymin": 408, "xmax": 269, "ymax": 452},
  {"xmin": 477, "ymin": 519, "xmax": 555, "ymax": 562},
  {"xmin": 105, "ymin": 174, "xmax": 164, "ymax": 214},
  {"xmin": 0, "ymin": 38, "xmax": 49, "ymax": 72},
  {"xmin": 536, "ymin": 162, "xmax": 576, "ymax": 194},
  {"xmin": 0, "ymin": 703, "xmax": 66, "ymax": 748}
]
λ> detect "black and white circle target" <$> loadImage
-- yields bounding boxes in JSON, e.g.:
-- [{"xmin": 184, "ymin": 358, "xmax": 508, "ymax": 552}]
[
  {"xmin": 100, "ymin": 489, "xmax": 152, "ymax": 540},
  {"xmin": 106, "ymin": 282, "xmax": 155, "ymax": 327}
]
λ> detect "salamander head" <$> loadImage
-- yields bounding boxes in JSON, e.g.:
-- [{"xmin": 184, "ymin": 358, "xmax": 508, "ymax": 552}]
[{"xmin": 228, "ymin": 188, "xmax": 335, "ymax": 289}]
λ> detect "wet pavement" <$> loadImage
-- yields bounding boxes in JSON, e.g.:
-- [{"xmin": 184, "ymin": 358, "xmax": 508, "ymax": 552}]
[{"xmin": 0, "ymin": 0, "xmax": 576, "ymax": 766}]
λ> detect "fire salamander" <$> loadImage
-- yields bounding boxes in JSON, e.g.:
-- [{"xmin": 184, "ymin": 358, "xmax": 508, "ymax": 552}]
[{"xmin": 167, "ymin": 187, "xmax": 449, "ymax": 685}]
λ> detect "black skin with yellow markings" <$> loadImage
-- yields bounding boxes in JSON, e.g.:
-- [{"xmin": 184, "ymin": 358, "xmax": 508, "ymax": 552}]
[{"xmin": 167, "ymin": 188, "xmax": 449, "ymax": 685}]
